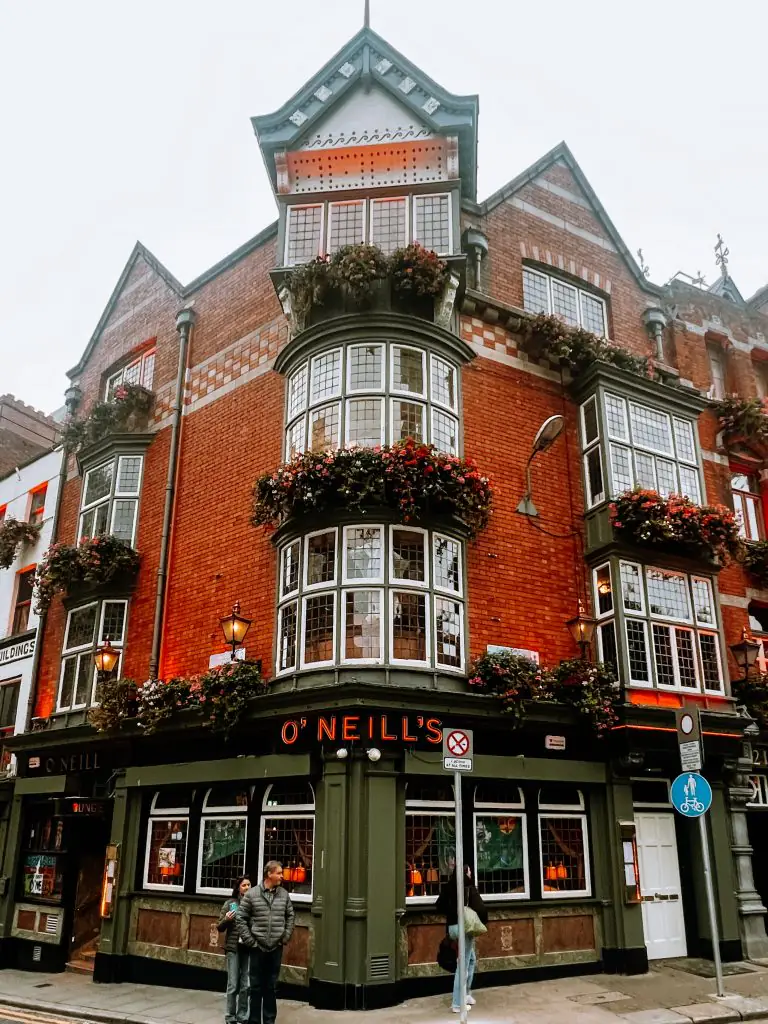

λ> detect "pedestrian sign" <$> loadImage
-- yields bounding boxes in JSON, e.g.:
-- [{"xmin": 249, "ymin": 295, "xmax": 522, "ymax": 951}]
[
  {"xmin": 671, "ymin": 772, "xmax": 712, "ymax": 818},
  {"xmin": 443, "ymin": 728, "xmax": 473, "ymax": 773}
]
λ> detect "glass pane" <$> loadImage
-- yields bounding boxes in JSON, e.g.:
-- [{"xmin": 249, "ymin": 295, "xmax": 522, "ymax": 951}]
[
  {"xmin": 673, "ymin": 418, "xmax": 696, "ymax": 463},
  {"xmin": 435, "ymin": 597, "xmax": 462, "ymax": 668},
  {"xmin": 732, "ymin": 473, "xmax": 751, "ymax": 492},
  {"xmin": 675, "ymin": 629, "xmax": 698, "ymax": 688},
  {"xmin": 392, "ymin": 529, "xmax": 426, "ymax": 582},
  {"xmin": 523, "ymin": 269, "xmax": 550, "ymax": 314},
  {"xmin": 551, "ymin": 280, "xmax": 579, "ymax": 326},
  {"xmin": 656, "ymin": 459, "xmax": 678, "ymax": 499},
  {"xmin": 16, "ymin": 570, "xmax": 34, "ymax": 605},
  {"xmin": 434, "ymin": 536, "xmax": 461, "ymax": 593},
  {"xmin": 609, "ymin": 444, "xmax": 633, "ymax": 494},
  {"xmin": 348, "ymin": 345, "xmax": 383, "ymax": 391},
  {"xmin": 74, "ymin": 653, "xmax": 94, "ymax": 707},
  {"xmin": 476, "ymin": 815, "xmax": 526, "ymax": 896},
  {"xmin": 634, "ymin": 451, "xmax": 656, "ymax": 491},
  {"xmin": 204, "ymin": 786, "xmax": 249, "ymax": 810},
  {"xmin": 66, "ymin": 605, "xmax": 98, "ymax": 651},
  {"xmin": 261, "ymin": 817, "xmax": 313, "ymax": 896},
  {"xmin": 629, "ymin": 403, "xmax": 672, "ymax": 454},
  {"xmin": 620, "ymin": 562, "xmax": 642, "ymax": 612},
  {"xmin": 626, "ymin": 619, "xmax": 650, "ymax": 681},
  {"xmin": 145, "ymin": 818, "xmax": 189, "ymax": 886},
  {"xmin": 83, "ymin": 463, "xmax": 113, "ymax": 507},
  {"xmin": 745, "ymin": 494, "xmax": 761, "ymax": 539},
  {"xmin": 539, "ymin": 817, "xmax": 588, "ymax": 893},
  {"xmin": 59, "ymin": 657, "xmax": 76, "ymax": 709},
  {"xmin": 699, "ymin": 633, "xmax": 722, "ymax": 690},
  {"xmin": 431, "ymin": 357, "xmax": 457, "ymax": 410},
  {"xmin": 344, "ymin": 590, "xmax": 381, "ymax": 660},
  {"xmin": 413, "ymin": 194, "xmax": 450, "ymax": 252},
  {"xmin": 111, "ymin": 500, "xmax": 137, "ymax": 543},
  {"xmin": 309, "ymin": 403, "xmax": 340, "ymax": 450},
  {"xmin": 595, "ymin": 566, "xmax": 613, "ymax": 615},
  {"xmin": 278, "ymin": 602, "xmax": 298, "ymax": 672},
  {"xmin": 310, "ymin": 350, "xmax": 341, "ymax": 403},
  {"xmin": 101, "ymin": 602, "xmax": 126, "ymax": 643},
  {"xmin": 598, "ymin": 621, "xmax": 618, "ymax": 675},
  {"xmin": 646, "ymin": 569, "xmax": 690, "ymax": 621},
  {"xmin": 586, "ymin": 448, "xmax": 603, "ymax": 504},
  {"xmin": 306, "ymin": 532, "xmax": 336, "ymax": 586},
  {"xmin": 582, "ymin": 398, "xmax": 599, "ymax": 445},
  {"xmin": 392, "ymin": 591, "xmax": 427, "ymax": 662},
  {"xmin": 405, "ymin": 813, "xmax": 455, "ymax": 898},
  {"xmin": 117, "ymin": 456, "xmax": 142, "ymax": 495},
  {"xmin": 199, "ymin": 818, "xmax": 247, "ymax": 891},
  {"xmin": 580, "ymin": 293, "xmax": 605, "ymax": 336},
  {"xmin": 141, "ymin": 351, "xmax": 155, "ymax": 390},
  {"xmin": 604, "ymin": 394, "xmax": 627, "ymax": 440},
  {"xmin": 346, "ymin": 398, "xmax": 383, "ymax": 447},
  {"xmin": 122, "ymin": 360, "xmax": 141, "ymax": 386},
  {"xmin": 344, "ymin": 527, "xmax": 383, "ymax": 581},
  {"xmin": 303, "ymin": 594, "xmax": 335, "ymax": 664},
  {"xmin": 371, "ymin": 198, "xmax": 406, "ymax": 255},
  {"xmin": 692, "ymin": 579, "xmax": 714, "ymax": 625},
  {"xmin": 288, "ymin": 365, "xmax": 308, "ymax": 419},
  {"xmin": 392, "ymin": 400, "xmax": 425, "ymax": 443},
  {"xmin": 432, "ymin": 409, "xmax": 458, "ymax": 455},
  {"xmin": 287, "ymin": 205, "xmax": 322, "ymax": 265},
  {"xmin": 679, "ymin": 466, "xmax": 701, "ymax": 505},
  {"xmin": 652, "ymin": 624, "xmax": 675, "ymax": 686},
  {"xmin": 281, "ymin": 542, "xmax": 300, "ymax": 598},
  {"xmin": 286, "ymin": 419, "xmax": 306, "ymax": 460},
  {"xmin": 328, "ymin": 201, "xmax": 364, "ymax": 251},
  {"xmin": 392, "ymin": 347, "xmax": 424, "ymax": 395}
]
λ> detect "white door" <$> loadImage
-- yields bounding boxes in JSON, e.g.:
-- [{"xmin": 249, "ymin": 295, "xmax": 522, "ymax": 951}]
[{"xmin": 635, "ymin": 812, "xmax": 687, "ymax": 959}]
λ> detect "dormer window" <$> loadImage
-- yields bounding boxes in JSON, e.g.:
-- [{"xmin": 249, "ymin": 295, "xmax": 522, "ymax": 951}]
[
  {"xmin": 284, "ymin": 193, "xmax": 453, "ymax": 265},
  {"xmin": 105, "ymin": 347, "xmax": 156, "ymax": 400},
  {"xmin": 523, "ymin": 267, "xmax": 607, "ymax": 337}
]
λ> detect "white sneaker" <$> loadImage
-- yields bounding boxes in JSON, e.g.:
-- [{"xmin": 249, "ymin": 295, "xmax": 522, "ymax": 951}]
[
  {"xmin": 451, "ymin": 1007, "xmax": 461, "ymax": 1014},
  {"xmin": 467, "ymin": 995, "xmax": 476, "ymax": 1005}
]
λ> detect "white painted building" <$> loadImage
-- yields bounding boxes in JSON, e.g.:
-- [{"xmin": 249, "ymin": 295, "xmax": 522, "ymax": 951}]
[{"xmin": 0, "ymin": 446, "xmax": 63, "ymax": 745}]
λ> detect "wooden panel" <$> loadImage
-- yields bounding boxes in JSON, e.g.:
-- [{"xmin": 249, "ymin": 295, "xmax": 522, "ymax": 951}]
[
  {"xmin": 283, "ymin": 925, "xmax": 310, "ymax": 968},
  {"xmin": 477, "ymin": 918, "xmax": 535, "ymax": 957},
  {"xmin": 188, "ymin": 914, "xmax": 223, "ymax": 955},
  {"xmin": 407, "ymin": 923, "xmax": 445, "ymax": 965},
  {"xmin": 135, "ymin": 908, "xmax": 182, "ymax": 948},
  {"xmin": 16, "ymin": 910, "xmax": 35, "ymax": 931},
  {"xmin": 541, "ymin": 914, "xmax": 595, "ymax": 953}
]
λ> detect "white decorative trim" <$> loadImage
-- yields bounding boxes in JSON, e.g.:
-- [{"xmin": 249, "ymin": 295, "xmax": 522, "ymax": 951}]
[
  {"xmin": 701, "ymin": 449, "xmax": 730, "ymax": 466},
  {"xmin": 314, "ymin": 86, "xmax": 332, "ymax": 103},
  {"xmin": 183, "ymin": 360, "xmax": 276, "ymax": 417},
  {"xmin": 532, "ymin": 175, "xmax": 592, "ymax": 210},
  {"xmin": 374, "ymin": 58, "xmax": 392, "ymax": 74},
  {"xmin": 467, "ymin": 341, "xmax": 564, "ymax": 383},
  {"xmin": 423, "ymin": 97, "xmax": 440, "ymax": 115},
  {"xmin": 719, "ymin": 593, "xmax": 749, "ymax": 608},
  {"xmin": 508, "ymin": 197, "xmax": 617, "ymax": 253},
  {"xmin": 399, "ymin": 76, "xmax": 416, "ymax": 94},
  {"xmin": 289, "ymin": 110, "xmax": 308, "ymax": 127},
  {"xmin": 339, "ymin": 62, "xmax": 356, "ymax": 78},
  {"xmin": 446, "ymin": 136, "xmax": 459, "ymax": 179}
]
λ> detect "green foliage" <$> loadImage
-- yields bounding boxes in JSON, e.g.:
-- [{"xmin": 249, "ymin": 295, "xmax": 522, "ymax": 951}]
[
  {"xmin": 0, "ymin": 518, "xmax": 41, "ymax": 570},
  {"xmin": 745, "ymin": 541, "xmax": 768, "ymax": 585},
  {"xmin": 715, "ymin": 396, "xmax": 768, "ymax": 447},
  {"xmin": 61, "ymin": 384, "xmax": 153, "ymax": 453},
  {"xmin": 34, "ymin": 534, "xmax": 140, "ymax": 613},
  {"xmin": 523, "ymin": 313, "xmax": 651, "ymax": 378}
]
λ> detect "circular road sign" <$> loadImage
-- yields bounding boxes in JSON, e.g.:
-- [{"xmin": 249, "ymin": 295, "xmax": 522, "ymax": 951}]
[
  {"xmin": 670, "ymin": 772, "xmax": 712, "ymax": 818},
  {"xmin": 446, "ymin": 730, "xmax": 470, "ymax": 757},
  {"xmin": 679, "ymin": 713, "xmax": 695, "ymax": 736}
]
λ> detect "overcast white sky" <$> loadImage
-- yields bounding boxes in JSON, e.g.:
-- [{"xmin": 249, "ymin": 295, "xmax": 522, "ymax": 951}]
[{"xmin": 1, "ymin": 0, "xmax": 765, "ymax": 415}]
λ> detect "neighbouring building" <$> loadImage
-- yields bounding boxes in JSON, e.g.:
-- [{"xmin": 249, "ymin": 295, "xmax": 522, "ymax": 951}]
[{"xmin": 3, "ymin": 21, "xmax": 768, "ymax": 1009}]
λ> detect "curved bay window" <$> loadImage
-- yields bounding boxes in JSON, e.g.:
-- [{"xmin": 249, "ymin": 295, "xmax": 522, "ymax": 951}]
[
  {"xmin": 197, "ymin": 786, "xmax": 249, "ymax": 896},
  {"xmin": 474, "ymin": 783, "xmax": 528, "ymax": 900},
  {"xmin": 276, "ymin": 525, "xmax": 464, "ymax": 675},
  {"xmin": 285, "ymin": 342, "xmax": 460, "ymax": 459},
  {"xmin": 405, "ymin": 782, "xmax": 455, "ymax": 904},
  {"xmin": 259, "ymin": 783, "xmax": 314, "ymax": 901},
  {"xmin": 144, "ymin": 789, "xmax": 192, "ymax": 891}
]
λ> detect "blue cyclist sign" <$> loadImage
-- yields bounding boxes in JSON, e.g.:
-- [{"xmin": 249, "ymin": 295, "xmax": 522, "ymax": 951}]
[{"xmin": 670, "ymin": 772, "xmax": 713, "ymax": 818}]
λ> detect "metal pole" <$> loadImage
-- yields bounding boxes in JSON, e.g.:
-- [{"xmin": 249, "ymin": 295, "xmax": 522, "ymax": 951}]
[
  {"xmin": 454, "ymin": 771, "xmax": 467, "ymax": 1023},
  {"xmin": 699, "ymin": 813, "xmax": 725, "ymax": 997}
]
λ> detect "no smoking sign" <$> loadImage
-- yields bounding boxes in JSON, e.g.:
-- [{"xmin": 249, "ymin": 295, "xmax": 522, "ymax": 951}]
[{"xmin": 443, "ymin": 728, "xmax": 474, "ymax": 772}]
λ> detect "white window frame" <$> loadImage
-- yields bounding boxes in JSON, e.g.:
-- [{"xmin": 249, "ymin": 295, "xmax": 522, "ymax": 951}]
[
  {"xmin": 691, "ymin": 576, "xmax": 716, "ymax": 627},
  {"xmin": 57, "ymin": 601, "xmax": 99, "ymax": 712},
  {"xmin": 346, "ymin": 344, "xmax": 385, "ymax": 395},
  {"xmin": 342, "ymin": 525, "xmax": 385, "ymax": 585},
  {"xmin": 79, "ymin": 455, "xmax": 144, "ymax": 548},
  {"xmin": 652, "ymin": 623, "xmax": 699, "ymax": 691},
  {"xmin": 698, "ymin": 629, "xmax": 725, "ymax": 693},
  {"xmin": 405, "ymin": 799, "xmax": 455, "ymax": 906},
  {"xmin": 523, "ymin": 267, "xmax": 607, "ymax": 337},
  {"xmin": 627, "ymin": 401, "xmax": 674, "ymax": 458},
  {"xmin": 196, "ymin": 794, "xmax": 248, "ymax": 896},
  {"xmin": 433, "ymin": 595, "xmax": 465, "ymax": 672},
  {"xmin": 280, "ymin": 541, "xmax": 301, "ymax": 601},
  {"xmin": 344, "ymin": 397, "xmax": 385, "ymax": 448},
  {"xmin": 389, "ymin": 525, "xmax": 429, "ymax": 589},
  {"xmin": 412, "ymin": 193, "xmax": 453, "ymax": 256},
  {"xmin": 79, "ymin": 460, "xmax": 114, "ymax": 540},
  {"xmin": 369, "ymin": 196, "xmax": 409, "ymax": 253},
  {"xmin": 537, "ymin": 810, "xmax": 592, "ymax": 899},
  {"xmin": 625, "ymin": 617, "xmax": 652, "ymax": 685},
  {"xmin": 143, "ymin": 792, "xmax": 190, "ymax": 892},
  {"xmin": 259, "ymin": 784, "xmax": 315, "ymax": 904},
  {"xmin": 430, "ymin": 407, "xmax": 459, "ymax": 456},
  {"xmin": 284, "ymin": 203, "xmax": 324, "ymax": 266},
  {"xmin": 308, "ymin": 401, "xmax": 342, "ymax": 452},
  {"xmin": 429, "ymin": 354, "xmax": 458, "ymax": 413},
  {"xmin": 592, "ymin": 563, "xmax": 613, "ymax": 620},
  {"xmin": 645, "ymin": 566, "xmax": 692, "ymax": 625},
  {"xmin": 473, "ymin": 806, "xmax": 529, "ymax": 901},
  {"xmin": 597, "ymin": 620, "xmax": 617, "ymax": 667},
  {"xmin": 620, "ymin": 561, "xmax": 646, "ymax": 615},
  {"xmin": 303, "ymin": 528, "xmax": 338, "ymax": 592},
  {"xmin": 673, "ymin": 417, "xmax": 698, "ymax": 466},
  {"xmin": 390, "ymin": 345, "xmax": 427, "ymax": 399},
  {"xmin": 285, "ymin": 417, "xmax": 307, "ymax": 461},
  {"xmin": 309, "ymin": 349, "xmax": 343, "ymax": 406},
  {"xmin": 340, "ymin": 587, "xmax": 385, "ymax": 665},
  {"xmin": 105, "ymin": 348, "xmax": 156, "ymax": 400},
  {"xmin": 287, "ymin": 364, "xmax": 308, "ymax": 420},
  {"xmin": 433, "ymin": 532, "xmax": 463, "ymax": 597},
  {"xmin": 90, "ymin": 599, "xmax": 127, "ymax": 706},
  {"xmin": 327, "ymin": 199, "xmax": 366, "ymax": 251},
  {"xmin": 708, "ymin": 347, "xmax": 726, "ymax": 401},
  {"xmin": 390, "ymin": 590, "xmax": 431, "ymax": 668},
  {"xmin": 109, "ymin": 456, "xmax": 144, "ymax": 547},
  {"xmin": 276, "ymin": 600, "xmax": 299, "ymax": 676},
  {"xmin": 389, "ymin": 397, "xmax": 427, "ymax": 446},
  {"xmin": 300, "ymin": 593, "xmax": 337, "ymax": 670}
]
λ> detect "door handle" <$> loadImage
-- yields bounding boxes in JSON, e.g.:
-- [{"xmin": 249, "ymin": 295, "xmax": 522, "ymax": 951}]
[{"xmin": 655, "ymin": 893, "xmax": 669, "ymax": 900}]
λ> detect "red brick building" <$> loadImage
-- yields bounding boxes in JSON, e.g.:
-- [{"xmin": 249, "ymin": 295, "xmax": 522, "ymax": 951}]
[{"xmin": 3, "ymin": 22, "xmax": 768, "ymax": 1009}]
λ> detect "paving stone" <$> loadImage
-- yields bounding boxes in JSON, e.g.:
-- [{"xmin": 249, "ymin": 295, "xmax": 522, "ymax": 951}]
[
  {"xmin": 671, "ymin": 1004, "xmax": 740, "ymax": 1022},
  {"xmin": 710, "ymin": 994, "xmax": 768, "ymax": 1020},
  {"xmin": 572, "ymin": 991, "xmax": 633, "ymax": 1006},
  {"xmin": 618, "ymin": 1012, "xmax": 693, "ymax": 1024}
]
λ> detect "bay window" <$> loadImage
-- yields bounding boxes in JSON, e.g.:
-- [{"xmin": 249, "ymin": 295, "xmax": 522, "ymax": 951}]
[
  {"xmin": 523, "ymin": 267, "xmax": 607, "ymax": 337},
  {"xmin": 57, "ymin": 599, "xmax": 127, "ymax": 712},
  {"xmin": 79, "ymin": 455, "xmax": 143, "ymax": 545}
]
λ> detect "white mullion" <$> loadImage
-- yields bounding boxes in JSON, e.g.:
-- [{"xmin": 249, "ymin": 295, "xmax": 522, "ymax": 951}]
[
  {"xmin": 340, "ymin": 587, "xmax": 384, "ymax": 665},
  {"xmin": 537, "ymin": 812, "xmax": 591, "ymax": 899},
  {"xmin": 473, "ymin": 811, "xmax": 529, "ymax": 901},
  {"xmin": 143, "ymin": 816, "xmax": 189, "ymax": 892}
]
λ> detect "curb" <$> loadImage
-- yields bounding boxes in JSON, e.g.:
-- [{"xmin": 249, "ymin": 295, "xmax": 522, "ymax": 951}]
[{"xmin": 0, "ymin": 996, "xmax": 159, "ymax": 1024}]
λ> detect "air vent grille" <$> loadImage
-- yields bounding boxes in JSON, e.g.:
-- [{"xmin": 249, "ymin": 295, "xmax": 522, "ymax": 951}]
[
  {"xmin": 32, "ymin": 945, "xmax": 42, "ymax": 962},
  {"xmin": 369, "ymin": 954, "xmax": 390, "ymax": 980}
]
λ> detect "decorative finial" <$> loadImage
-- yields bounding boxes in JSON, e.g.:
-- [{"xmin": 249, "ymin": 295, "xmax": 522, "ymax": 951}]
[
  {"xmin": 692, "ymin": 270, "xmax": 707, "ymax": 289},
  {"xmin": 637, "ymin": 248, "xmax": 650, "ymax": 279},
  {"xmin": 715, "ymin": 233, "xmax": 730, "ymax": 277},
  {"xmin": 364, "ymin": 0, "xmax": 370, "ymax": 28}
]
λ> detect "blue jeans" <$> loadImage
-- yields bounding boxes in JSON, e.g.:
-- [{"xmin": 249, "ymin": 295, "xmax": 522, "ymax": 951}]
[
  {"xmin": 248, "ymin": 946, "xmax": 283, "ymax": 1024},
  {"xmin": 448, "ymin": 926, "xmax": 476, "ymax": 1009},
  {"xmin": 226, "ymin": 946, "xmax": 250, "ymax": 1024}
]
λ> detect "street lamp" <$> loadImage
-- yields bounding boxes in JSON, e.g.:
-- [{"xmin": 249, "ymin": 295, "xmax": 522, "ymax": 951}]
[
  {"xmin": 730, "ymin": 628, "xmax": 761, "ymax": 680},
  {"xmin": 566, "ymin": 600, "xmax": 597, "ymax": 660},
  {"xmin": 93, "ymin": 637, "xmax": 120, "ymax": 677},
  {"xmin": 516, "ymin": 415, "xmax": 565, "ymax": 517},
  {"xmin": 220, "ymin": 601, "xmax": 252, "ymax": 661}
]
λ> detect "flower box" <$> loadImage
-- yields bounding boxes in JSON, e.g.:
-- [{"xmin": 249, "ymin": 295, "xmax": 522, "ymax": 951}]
[
  {"xmin": 61, "ymin": 384, "xmax": 154, "ymax": 454},
  {"xmin": 35, "ymin": 535, "xmax": 141, "ymax": 613},
  {"xmin": 0, "ymin": 519, "xmax": 42, "ymax": 570}
]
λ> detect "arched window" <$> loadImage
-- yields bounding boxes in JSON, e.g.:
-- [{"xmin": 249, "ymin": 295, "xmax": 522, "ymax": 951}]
[
  {"xmin": 144, "ymin": 789, "xmax": 193, "ymax": 891},
  {"xmin": 197, "ymin": 786, "xmax": 250, "ymax": 895},
  {"xmin": 473, "ymin": 783, "xmax": 528, "ymax": 900},
  {"xmin": 538, "ymin": 788, "xmax": 591, "ymax": 898},
  {"xmin": 405, "ymin": 781, "xmax": 454, "ymax": 903},
  {"xmin": 259, "ymin": 782, "xmax": 314, "ymax": 901}
]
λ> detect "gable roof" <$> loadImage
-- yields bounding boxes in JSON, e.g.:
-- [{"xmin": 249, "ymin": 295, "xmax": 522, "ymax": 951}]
[
  {"xmin": 467, "ymin": 141, "xmax": 660, "ymax": 297},
  {"xmin": 251, "ymin": 26, "xmax": 479, "ymax": 199},
  {"xmin": 747, "ymin": 283, "xmax": 768, "ymax": 311},
  {"xmin": 708, "ymin": 272, "xmax": 745, "ymax": 306}
]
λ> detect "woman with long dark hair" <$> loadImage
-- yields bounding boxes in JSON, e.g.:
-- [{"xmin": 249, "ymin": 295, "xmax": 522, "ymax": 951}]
[
  {"xmin": 436, "ymin": 864, "xmax": 488, "ymax": 1013},
  {"xmin": 217, "ymin": 875, "xmax": 252, "ymax": 1024}
]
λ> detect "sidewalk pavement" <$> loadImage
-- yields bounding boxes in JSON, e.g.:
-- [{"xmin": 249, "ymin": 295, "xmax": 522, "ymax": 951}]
[{"xmin": 4, "ymin": 961, "xmax": 768, "ymax": 1024}]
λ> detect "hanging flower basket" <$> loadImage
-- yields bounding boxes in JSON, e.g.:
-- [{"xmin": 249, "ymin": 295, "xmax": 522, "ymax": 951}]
[
  {"xmin": 252, "ymin": 440, "xmax": 492, "ymax": 539},
  {"xmin": 34, "ymin": 534, "xmax": 140, "ymax": 613},
  {"xmin": 61, "ymin": 384, "xmax": 154, "ymax": 453},
  {"xmin": 744, "ymin": 541, "xmax": 768, "ymax": 586},
  {"xmin": 0, "ymin": 519, "xmax": 42, "ymax": 570},
  {"xmin": 714, "ymin": 396, "xmax": 768, "ymax": 450},
  {"xmin": 609, "ymin": 488, "xmax": 743, "ymax": 563},
  {"xmin": 521, "ymin": 313, "xmax": 651, "ymax": 379},
  {"xmin": 468, "ymin": 650, "xmax": 620, "ymax": 734}
]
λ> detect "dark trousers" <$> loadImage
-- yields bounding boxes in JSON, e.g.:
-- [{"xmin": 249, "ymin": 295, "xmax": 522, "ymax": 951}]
[{"xmin": 247, "ymin": 946, "xmax": 282, "ymax": 1024}]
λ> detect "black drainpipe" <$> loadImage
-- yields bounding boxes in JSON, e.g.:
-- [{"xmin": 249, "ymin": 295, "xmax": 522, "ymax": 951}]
[{"xmin": 149, "ymin": 307, "xmax": 196, "ymax": 679}]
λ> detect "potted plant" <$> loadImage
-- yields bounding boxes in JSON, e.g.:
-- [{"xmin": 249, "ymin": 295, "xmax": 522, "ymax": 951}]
[
  {"xmin": 61, "ymin": 383, "xmax": 154, "ymax": 454},
  {"xmin": 715, "ymin": 396, "xmax": 768, "ymax": 450},
  {"xmin": 34, "ymin": 534, "xmax": 141, "ymax": 613},
  {"xmin": 389, "ymin": 243, "xmax": 449, "ymax": 318},
  {"xmin": 0, "ymin": 518, "xmax": 42, "ymax": 570}
]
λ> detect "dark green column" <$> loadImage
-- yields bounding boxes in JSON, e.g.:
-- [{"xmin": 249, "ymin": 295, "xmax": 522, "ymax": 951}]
[
  {"xmin": 363, "ymin": 754, "xmax": 399, "ymax": 985},
  {"xmin": 312, "ymin": 758, "xmax": 349, "ymax": 985},
  {"xmin": 600, "ymin": 775, "xmax": 646, "ymax": 972},
  {"xmin": 97, "ymin": 774, "xmax": 141, "ymax": 960},
  {"xmin": 0, "ymin": 793, "xmax": 22, "ymax": 943}
]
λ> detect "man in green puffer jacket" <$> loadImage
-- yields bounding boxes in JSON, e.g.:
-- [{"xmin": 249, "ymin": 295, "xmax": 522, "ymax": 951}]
[{"xmin": 235, "ymin": 861, "xmax": 295, "ymax": 1024}]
